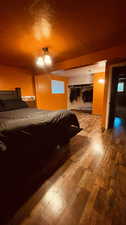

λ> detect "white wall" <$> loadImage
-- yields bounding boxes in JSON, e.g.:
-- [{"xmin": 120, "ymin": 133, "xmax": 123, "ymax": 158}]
[{"xmin": 68, "ymin": 73, "xmax": 93, "ymax": 85}]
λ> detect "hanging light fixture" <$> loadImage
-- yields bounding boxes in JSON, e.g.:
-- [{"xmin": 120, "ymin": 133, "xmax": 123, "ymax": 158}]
[
  {"xmin": 43, "ymin": 47, "xmax": 52, "ymax": 66},
  {"xmin": 36, "ymin": 47, "xmax": 52, "ymax": 68},
  {"xmin": 36, "ymin": 56, "xmax": 45, "ymax": 68}
]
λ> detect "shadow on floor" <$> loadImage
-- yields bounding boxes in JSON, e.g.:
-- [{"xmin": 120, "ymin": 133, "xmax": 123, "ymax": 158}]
[{"xmin": 1, "ymin": 135, "xmax": 89, "ymax": 225}]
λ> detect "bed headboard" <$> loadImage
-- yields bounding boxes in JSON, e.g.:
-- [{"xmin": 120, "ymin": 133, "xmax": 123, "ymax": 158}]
[{"xmin": 0, "ymin": 88, "xmax": 21, "ymax": 100}]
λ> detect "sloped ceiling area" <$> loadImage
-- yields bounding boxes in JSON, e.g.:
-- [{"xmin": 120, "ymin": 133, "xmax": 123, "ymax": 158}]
[
  {"xmin": 0, "ymin": 0, "xmax": 126, "ymax": 70},
  {"xmin": 51, "ymin": 60, "xmax": 106, "ymax": 77}
]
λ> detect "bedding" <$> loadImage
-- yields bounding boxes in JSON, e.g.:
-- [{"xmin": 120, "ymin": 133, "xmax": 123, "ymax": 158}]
[
  {"xmin": 0, "ymin": 107, "xmax": 81, "ymax": 206},
  {"xmin": 0, "ymin": 107, "xmax": 81, "ymax": 153},
  {"xmin": 0, "ymin": 93, "xmax": 81, "ymax": 224},
  {"xmin": 0, "ymin": 107, "xmax": 81, "ymax": 199}
]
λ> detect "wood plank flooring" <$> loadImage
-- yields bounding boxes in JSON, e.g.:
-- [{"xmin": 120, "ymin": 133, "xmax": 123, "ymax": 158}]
[{"xmin": 8, "ymin": 112, "xmax": 126, "ymax": 225}]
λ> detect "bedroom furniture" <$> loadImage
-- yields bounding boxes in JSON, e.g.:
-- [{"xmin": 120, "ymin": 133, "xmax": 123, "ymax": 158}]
[
  {"xmin": 0, "ymin": 87, "xmax": 21, "ymax": 100},
  {"xmin": 0, "ymin": 87, "xmax": 81, "ymax": 224}
]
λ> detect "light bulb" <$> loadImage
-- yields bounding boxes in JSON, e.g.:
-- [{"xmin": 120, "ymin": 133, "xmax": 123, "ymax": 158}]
[
  {"xmin": 36, "ymin": 56, "xmax": 45, "ymax": 68},
  {"xmin": 43, "ymin": 54, "xmax": 52, "ymax": 66},
  {"xmin": 98, "ymin": 79, "xmax": 105, "ymax": 84}
]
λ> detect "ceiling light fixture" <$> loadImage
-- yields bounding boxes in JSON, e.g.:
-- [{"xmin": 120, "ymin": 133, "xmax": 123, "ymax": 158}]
[
  {"xmin": 36, "ymin": 56, "xmax": 45, "ymax": 68},
  {"xmin": 36, "ymin": 47, "xmax": 52, "ymax": 68}
]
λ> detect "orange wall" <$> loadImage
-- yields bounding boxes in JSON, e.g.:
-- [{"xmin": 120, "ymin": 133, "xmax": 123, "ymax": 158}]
[
  {"xmin": 0, "ymin": 64, "xmax": 34, "ymax": 96},
  {"xmin": 93, "ymin": 72, "xmax": 105, "ymax": 115},
  {"xmin": 35, "ymin": 74, "xmax": 68, "ymax": 110}
]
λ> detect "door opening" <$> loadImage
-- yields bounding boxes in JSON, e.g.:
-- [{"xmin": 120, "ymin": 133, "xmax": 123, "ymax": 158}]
[{"xmin": 108, "ymin": 66, "xmax": 126, "ymax": 129}]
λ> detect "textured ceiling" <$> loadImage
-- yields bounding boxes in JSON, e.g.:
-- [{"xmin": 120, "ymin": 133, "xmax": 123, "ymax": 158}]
[{"xmin": 0, "ymin": 0, "xmax": 126, "ymax": 70}]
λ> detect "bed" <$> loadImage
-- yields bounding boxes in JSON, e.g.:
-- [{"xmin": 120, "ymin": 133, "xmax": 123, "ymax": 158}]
[
  {"xmin": 0, "ymin": 88, "xmax": 81, "ymax": 223},
  {"xmin": 0, "ymin": 88, "xmax": 81, "ymax": 153}
]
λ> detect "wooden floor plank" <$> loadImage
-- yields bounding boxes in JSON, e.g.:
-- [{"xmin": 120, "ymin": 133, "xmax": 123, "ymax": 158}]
[{"xmin": 8, "ymin": 112, "xmax": 126, "ymax": 225}]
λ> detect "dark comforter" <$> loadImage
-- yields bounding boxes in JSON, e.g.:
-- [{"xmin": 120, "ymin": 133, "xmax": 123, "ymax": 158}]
[
  {"xmin": 0, "ymin": 108, "xmax": 80, "ymax": 153},
  {"xmin": 0, "ymin": 108, "xmax": 81, "ymax": 223},
  {"xmin": 0, "ymin": 108, "xmax": 79, "ymax": 131}
]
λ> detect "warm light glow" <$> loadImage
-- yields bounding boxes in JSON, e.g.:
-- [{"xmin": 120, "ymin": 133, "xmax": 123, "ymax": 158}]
[
  {"xmin": 97, "ymin": 60, "xmax": 107, "ymax": 68},
  {"xmin": 43, "ymin": 54, "xmax": 52, "ymax": 66},
  {"xmin": 36, "ymin": 48, "xmax": 52, "ymax": 68},
  {"xmin": 36, "ymin": 56, "xmax": 45, "ymax": 68},
  {"xmin": 36, "ymin": 54, "xmax": 52, "ymax": 68},
  {"xmin": 33, "ymin": 18, "xmax": 51, "ymax": 41},
  {"xmin": 42, "ymin": 187, "xmax": 65, "ymax": 214},
  {"xmin": 93, "ymin": 142, "xmax": 103, "ymax": 155},
  {"xmin": 91, "ymin": 136, "xmax": 104, "ymax": 156},
  {"xmin": 98, "ymin": 79, "xmax": 105, "ymax": 84}
]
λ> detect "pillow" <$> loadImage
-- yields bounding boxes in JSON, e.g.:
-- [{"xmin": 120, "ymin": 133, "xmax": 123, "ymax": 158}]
[{"xmin": 0, "ymin": 99, "xmax": 28, "ymax": 111}]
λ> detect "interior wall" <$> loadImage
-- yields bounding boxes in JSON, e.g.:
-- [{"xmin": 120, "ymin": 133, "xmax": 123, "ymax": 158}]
[
  {"xmin": 0, "ymin": 64, "xmax": 34, "ymax": 96},
  {"xmin": 68, "ymin": 73, "xmax": 93, "ymax": 85},
  {"xmin": 35, "ymin": 74, "xmax": 68, "ymax": 110},
  {"xmin": 92, "ymin": 72, "xmax": 105, "ymax": 115}
]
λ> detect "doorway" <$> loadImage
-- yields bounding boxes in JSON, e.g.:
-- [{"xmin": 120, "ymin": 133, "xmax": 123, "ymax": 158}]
[
  {"xmin": 68, "ymin": 84, "xmax": 93, "ymax": 113},
  {"xmin": 108, "ymin": 66, "xmax": 126, "ymax": 128}
]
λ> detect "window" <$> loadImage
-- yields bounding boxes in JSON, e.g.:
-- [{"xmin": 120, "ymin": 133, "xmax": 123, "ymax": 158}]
[
  {"xmin": 117, "ymin": 82, "xmax": 124, "ymax": 92},
  {"xmin": 51, "ymin": 80, "xmax": 65, "ymax": 94}
]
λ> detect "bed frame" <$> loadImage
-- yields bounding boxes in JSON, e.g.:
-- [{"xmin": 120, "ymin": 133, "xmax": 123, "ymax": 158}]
[{"xmin": 0, "ymin": 88, "xmax": 21, "ymax": 100}]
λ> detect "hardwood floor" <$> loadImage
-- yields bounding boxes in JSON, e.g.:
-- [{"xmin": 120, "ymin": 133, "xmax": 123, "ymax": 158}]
[{"xmin": 8, "ymin": 112, "xmax": 126, "ymax": 225}]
